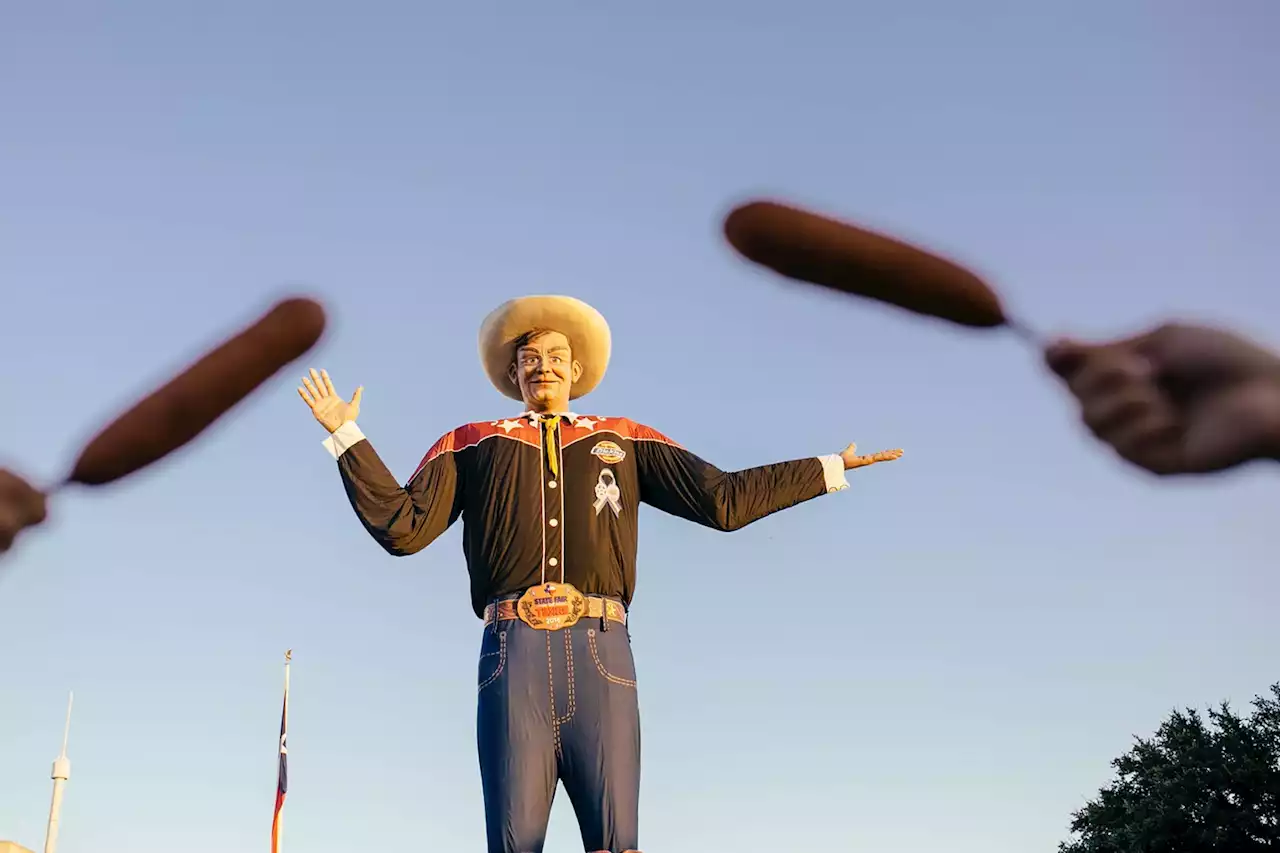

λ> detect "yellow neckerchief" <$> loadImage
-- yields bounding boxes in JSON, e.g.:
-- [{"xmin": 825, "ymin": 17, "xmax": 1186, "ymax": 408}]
[{"xmin": 538, "ymin": 414, "xmax": 562, "ymax": 478}]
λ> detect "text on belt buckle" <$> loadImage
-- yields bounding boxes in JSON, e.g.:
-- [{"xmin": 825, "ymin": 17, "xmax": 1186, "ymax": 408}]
[{"xmin": 517, "ymin": 582, "xmax": 587, "ymax": 631}]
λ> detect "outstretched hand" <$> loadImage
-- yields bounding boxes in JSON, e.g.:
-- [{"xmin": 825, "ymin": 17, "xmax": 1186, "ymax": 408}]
[
  {"xmin": 840, "ymin": 443, "xmax": 903, "ymax": 470},
  {"xmin": 298, "ymin": 368, "xmax": 363, "ymax": 433}
]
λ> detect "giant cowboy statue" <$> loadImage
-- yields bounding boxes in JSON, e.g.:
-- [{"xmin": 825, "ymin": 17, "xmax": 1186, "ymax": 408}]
[{"xmin": 297, "ymin": 295, "xmax": 903, "ymax": 853}]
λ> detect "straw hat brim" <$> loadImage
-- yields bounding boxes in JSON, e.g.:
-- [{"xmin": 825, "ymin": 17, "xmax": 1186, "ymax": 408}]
[{"xmin": 478, "ymin": 295, "xmax": 612, "ymax": 402}]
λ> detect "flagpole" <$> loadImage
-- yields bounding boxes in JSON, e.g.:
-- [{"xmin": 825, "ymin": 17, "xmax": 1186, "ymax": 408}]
[{"xmin": 272, "ymin": 650, "xmax": 291, "ymax": 853}]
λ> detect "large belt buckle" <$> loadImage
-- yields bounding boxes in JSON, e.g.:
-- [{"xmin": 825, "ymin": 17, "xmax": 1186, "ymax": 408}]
[{"xmin": 517, "ymin": 582, "xmax": 587, "ymax": 631}]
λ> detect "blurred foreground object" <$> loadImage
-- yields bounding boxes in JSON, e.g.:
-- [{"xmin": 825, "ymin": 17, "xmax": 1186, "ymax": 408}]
[
  {"xmin": 722, "ymin": 198, "xmax": 1280, "ymax": 478},
  {"xmin": 723, "ymin": 199, "xmax": 1039, "ymax": 339},
  {"xmin": 1, "ymin": 296, "xmax": 326, "ymax": 561},
  {"xmin": 1045, "ymin": 323, "xmax": 1280, "ymax": 475},
  {"xmin": 0, "ymin": 469, "xmax": 47, "ymax": 554},
  {"xmin": 1060, "ymin": 683, "xmax": 1280, "ymax": 852},
  {"xmin": 65, "ymin": 296, "xmax": 326, "ymax": 487}
]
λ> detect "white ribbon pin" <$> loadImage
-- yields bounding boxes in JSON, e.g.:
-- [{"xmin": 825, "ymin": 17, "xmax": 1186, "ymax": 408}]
[{"xmin": 593, "ymin": 468, "xmax": 622, "ymax": 517}]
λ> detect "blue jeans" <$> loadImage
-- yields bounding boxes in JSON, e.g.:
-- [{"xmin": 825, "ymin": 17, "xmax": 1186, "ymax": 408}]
[{"xmin": 476, "ymin": 596, "xmax": 641, "ymax": 853}]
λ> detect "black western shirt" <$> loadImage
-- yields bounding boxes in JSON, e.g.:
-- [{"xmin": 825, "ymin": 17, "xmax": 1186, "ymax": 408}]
[{"xmin": 322, "ymin": 411, "xmax": 849, "ymax": 618}]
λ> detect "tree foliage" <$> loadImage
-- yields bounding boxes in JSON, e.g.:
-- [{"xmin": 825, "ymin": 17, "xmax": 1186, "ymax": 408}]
[{"xmin": 1060, "ymin": 683, "xmax": 1280, "ymax": 852}]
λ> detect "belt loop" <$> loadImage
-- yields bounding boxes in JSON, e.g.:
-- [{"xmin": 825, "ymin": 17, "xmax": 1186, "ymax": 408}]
[{"xmin": 600, "ymin": 598, "xmax": 609, "ymax": 632}]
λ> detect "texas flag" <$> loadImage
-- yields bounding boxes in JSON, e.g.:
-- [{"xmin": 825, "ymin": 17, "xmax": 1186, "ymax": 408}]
[{"xmin": 271, "ymin": 655, "xmax": 290, "ymax": 853}]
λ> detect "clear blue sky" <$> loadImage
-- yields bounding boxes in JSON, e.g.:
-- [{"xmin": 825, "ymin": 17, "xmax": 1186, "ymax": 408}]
[{"xmin": 2, "ymin": 2, "xmax": 1277, "ymax": 851}]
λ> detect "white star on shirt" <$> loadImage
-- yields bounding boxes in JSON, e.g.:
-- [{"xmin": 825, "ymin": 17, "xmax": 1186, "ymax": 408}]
[
  {"xmin": 495, "ymin": 419, "xmax": 523, "ymax": 433},
  {"xmin": 574, "ymin": 417, "xmax": 597, "ymax": 431}
]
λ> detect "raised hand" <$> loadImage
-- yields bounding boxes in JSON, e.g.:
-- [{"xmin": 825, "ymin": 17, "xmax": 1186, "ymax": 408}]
[
  {"xmin": 297, "ymin": 368, "xmax": 363, "ymax": 433},
  {"xmin": 840, "ymin": 443, "xmax": 904, "ymax": 470},
  {"xmin": 1045, "ymin": 323, "xmax": 1280, "ymax": 475}
]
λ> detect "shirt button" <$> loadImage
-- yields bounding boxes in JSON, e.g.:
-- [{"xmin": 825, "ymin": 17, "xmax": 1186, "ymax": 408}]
[
  {"xmin": 549, "ymin": 518, "xmax": 558, "ymax": 527},
  {"xmin": 548, "ymin": 557, "xmax": 558, "ymax": 567},
  {"xmin": 548, "ymin": 480, "xmax": 557, "ymax": 489}
]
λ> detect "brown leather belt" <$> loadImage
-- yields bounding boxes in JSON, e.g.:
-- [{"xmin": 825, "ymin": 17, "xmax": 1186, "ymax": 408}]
[{"xmin": 483, "ymin": 595, "xmax": 627, "ymax": 627}]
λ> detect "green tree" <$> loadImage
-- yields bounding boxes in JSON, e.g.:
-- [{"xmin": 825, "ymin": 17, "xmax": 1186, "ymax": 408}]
[{"xmin": 1060, "ymin": 683, "xmax": 1280, "ymax": 853}]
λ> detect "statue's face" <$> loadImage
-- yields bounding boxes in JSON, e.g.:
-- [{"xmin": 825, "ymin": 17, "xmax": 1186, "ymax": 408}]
[{"xmin": 508, "ymin": 330, "xmax": 583, "ymax": 411}]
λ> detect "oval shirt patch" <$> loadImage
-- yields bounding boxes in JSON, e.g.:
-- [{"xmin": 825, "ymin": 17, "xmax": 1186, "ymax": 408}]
[{"xmin": 590, "ymin": 441, "xmax": 627, "ymax": 464}]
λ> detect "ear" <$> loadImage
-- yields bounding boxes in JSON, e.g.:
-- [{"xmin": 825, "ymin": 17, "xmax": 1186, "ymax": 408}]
[
  {"xmin": 507, "ymin": 363, "xmax": 520, "ymax": 386},
  {"xmin": 570, "ymin": 360, "xmax": 584, "ymax": 383}
]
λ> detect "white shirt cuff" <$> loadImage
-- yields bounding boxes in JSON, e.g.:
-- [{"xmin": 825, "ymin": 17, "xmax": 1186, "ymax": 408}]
[
  {"xmin": 817, "ymin": 454, "xmax": 849, "ymax": 494},
  {"xmin": 321, "ymin": 421, "xmax": 367, "ymax": 460}
]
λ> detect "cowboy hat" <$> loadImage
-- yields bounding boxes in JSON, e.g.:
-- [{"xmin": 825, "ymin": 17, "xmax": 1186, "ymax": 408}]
[{"xmin": 478, "ymin": 295, "xmax": 612, "ymax": 402}]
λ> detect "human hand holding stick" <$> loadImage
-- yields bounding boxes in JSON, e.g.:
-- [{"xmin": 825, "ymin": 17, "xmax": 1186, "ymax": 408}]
[
  {"xmin": 0, "ymin": 469, "xmax": 47, "ymax": 555},
  {"xmin": 723, "ymin": 198, "xmax": 1280, "ymax": 476},
  {"xmin": 1044, "ymin": 324, "xmax": 1280, "ymax": 475}
]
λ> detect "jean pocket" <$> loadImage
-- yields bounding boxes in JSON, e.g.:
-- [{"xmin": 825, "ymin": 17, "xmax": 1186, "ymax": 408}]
[
  {"xmin": 477, "ymin": 630, "xmax": 507, "ymax": 693},
  {"xmin": 587, "ymin": 627, "xmax": 637, "ymax": 688}
]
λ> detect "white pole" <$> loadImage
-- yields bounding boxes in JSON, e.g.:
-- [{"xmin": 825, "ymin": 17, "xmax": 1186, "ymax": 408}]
[{"xmin": 43, "ymin": 691, "xmax": 73, "ymax": 853}]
